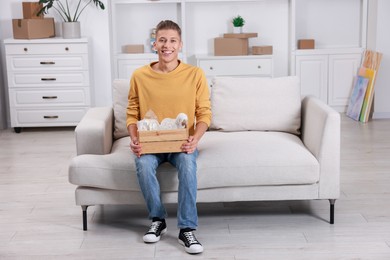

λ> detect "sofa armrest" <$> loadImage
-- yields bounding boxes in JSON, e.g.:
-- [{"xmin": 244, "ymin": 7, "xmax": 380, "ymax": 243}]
[
  {"xmin": 75, "ymin": 107, "xmax": 114, "ymax": 155},
  {"xmin": 301, "ymin": 96, "xmax": 340, "ymax": 199}
]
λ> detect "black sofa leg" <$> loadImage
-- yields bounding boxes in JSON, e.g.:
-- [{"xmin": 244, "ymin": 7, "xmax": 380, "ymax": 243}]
[
  {"xmin": 329, "ymin": 199, "xmax": 336, "ymax": 224},
  {"xmin": 82, "ymin": 205, "xmax": 89, "ymax": 231}
]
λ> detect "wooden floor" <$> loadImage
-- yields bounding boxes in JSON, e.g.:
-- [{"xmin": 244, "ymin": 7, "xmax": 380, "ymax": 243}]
[{"xmin": 1, "ymin": 116, "xmax": 390, "ymax": 259}]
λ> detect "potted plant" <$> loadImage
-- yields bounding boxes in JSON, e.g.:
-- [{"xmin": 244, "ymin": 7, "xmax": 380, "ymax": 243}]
[
  {"xmin": 37, "ymin": 0, "xmax": 105, "ymax": 39},
  {"xmin": 232, "ymin": 15, "xmax": 245, "ymax": 34}
]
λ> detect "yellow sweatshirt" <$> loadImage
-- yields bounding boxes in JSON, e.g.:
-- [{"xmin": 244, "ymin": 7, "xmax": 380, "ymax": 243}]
[{"xmin": 126, "ymin": 61, "xmax": 212, "ymax": 135}]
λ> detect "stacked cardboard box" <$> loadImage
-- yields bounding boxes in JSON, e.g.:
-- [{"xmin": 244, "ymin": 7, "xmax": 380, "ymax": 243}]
[
  {"xmin": 252, "ymin": 45, "xmax": 273, "ymax": 55},
  {"xmin": 22, "ymin": 2, "xmax": 43, "ymax": 19},
  {"xmin": 12, "ymin": 2, "xmax": 55, "ymax": 39},
  {"xmin": 214, "ymin": 33, "xmax": 258, "ymax": 56}
]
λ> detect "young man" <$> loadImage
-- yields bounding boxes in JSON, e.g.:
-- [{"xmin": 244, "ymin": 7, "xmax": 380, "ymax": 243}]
[{"xmin": 126, "ymin": 20, "xmax": 211, "ymax": 254}]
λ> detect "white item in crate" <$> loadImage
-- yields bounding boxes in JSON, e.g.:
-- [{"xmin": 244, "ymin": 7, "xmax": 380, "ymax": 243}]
[{"xmin": 137, "ymin": 112, "xmax": 188, "ymax": 131}]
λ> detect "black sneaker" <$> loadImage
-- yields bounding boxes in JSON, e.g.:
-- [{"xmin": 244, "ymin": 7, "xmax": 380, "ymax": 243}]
[
  {"xmin": 143, "ymin": 219, "xmax": 167, "ymax": 243},
  {"xmin": 178, "ymin": 228, "xmax": 204, "ymax": 254}
]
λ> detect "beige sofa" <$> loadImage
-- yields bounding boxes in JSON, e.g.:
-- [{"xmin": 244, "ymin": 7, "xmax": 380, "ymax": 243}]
[{"xmin": 69, "ymin": 76, "xmax": 340, "ymax": 230}]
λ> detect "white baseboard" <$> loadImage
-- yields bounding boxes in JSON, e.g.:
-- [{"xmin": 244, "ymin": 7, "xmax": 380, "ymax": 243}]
[{"xmin": 373, "ymin": 112, "xmax": 390, "ymax": 119}]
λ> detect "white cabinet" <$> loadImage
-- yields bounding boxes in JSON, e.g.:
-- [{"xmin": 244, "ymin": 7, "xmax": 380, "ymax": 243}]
[
  {"xmin": 117, "ymin": 56, "xmax": 155, "ymax": 80},
  {"xmin": 4, "ymin": 38, "xmax": 91, "ymax": 132},
  {"xmin": 295, "ymin": 55, "xmax": 328, "ymax": 103},
  {"xmin": 295, "ymin": 50, "xmax": 362, "ymax": 111},
  {"xmin": 291, "ymin": 0, "xmax": 367, "ymax": 111},
  {"xmin": 328, "ymin": 54, "xmax": 362, "ymax": 108},
  {"xmin": 196, "ymin": 55, "xmax": 273, "ymax": 85}
]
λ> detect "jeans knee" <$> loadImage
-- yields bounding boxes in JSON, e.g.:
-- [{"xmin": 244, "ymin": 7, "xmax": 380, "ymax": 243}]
[
  {"xmin": 135, "ymin": 155, "xmax": 158, "ymax": 178},
  {"xmin": 176, "ymin": 153, "xmax": 197, "ymax": 169}
]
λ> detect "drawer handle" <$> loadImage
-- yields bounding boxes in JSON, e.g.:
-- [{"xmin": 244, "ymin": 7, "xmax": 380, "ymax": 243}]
[
  {"xmin": 42, "ymin": 96, "xmax": 58, "ymax": 99},
  {"xmin": 65, "ymin": 47, "xmax": 69, "ymax": 51},
  {"xmin": 43, "ymin": 116, "xmax": 59, "ymax": 119},
  {"xmin": 257, "ymin": 65, "xmax": 262, "ymax": 69},
  {"xmin": 23, "ymin": 48, "xmax": 28, "ymax": 52},
  {"xmin": 209, "ymin": 66, "xmax": 213, "ymax": 70},
  {"xmin": 41, "ymin": 78, "xmax": 57, "ymax": 81},
  {"xmin": 40, "ymin": 61, "xmax": 55, "ymax": 65}
]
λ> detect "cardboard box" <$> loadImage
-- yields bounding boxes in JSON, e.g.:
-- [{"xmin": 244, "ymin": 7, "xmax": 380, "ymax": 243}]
[
  {"xmin": 223, "ymin": 33, "xmax": 258, "ymax": 39},
  {"xmin": 122, "ymin": 44, "xmax": 144, "ymax": 54},
  {"xmin": 138, "ymin": 128, "xmax": 188, "ymax": 154},
  {"xmin": 298, "ymin": 39, "xmax": 315, "ymax": 49},
  {"xmin": 252, "ymin": 45, "xmax": 273, "ymax": 55},
  {"xmin": 23, "ymin": 2, "xmax": 44, "ymax": 19},
  {"xmin": 214, "ymin": 37, "xmax": 249, "ymax": 56},
  {"xmin": 12, "ymin": 18, "xmax": 55, "ymax": 39}
]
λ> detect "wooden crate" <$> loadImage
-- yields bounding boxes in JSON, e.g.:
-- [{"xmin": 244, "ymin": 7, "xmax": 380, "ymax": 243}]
[{"xmin": 138, "ymin": 128, "xmax": 188, "ymax": 154}]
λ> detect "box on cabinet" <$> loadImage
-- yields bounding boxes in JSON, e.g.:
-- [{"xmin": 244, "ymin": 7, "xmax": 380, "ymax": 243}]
[
  {"xmin": 214, "ymin": 37, "xmax": 249, "ymax": 56},
  {"xmin": 12, "ymin": 18, "xmax": 55, "ymax": 39},
  {"xmin": 252, "ymin": 45, "xmax": 273, "ymax": 55},
  {"xmin": 22, "ymin": 2, "xmax": 44, "ymax": 19},
  {"xmin": 122, "ymin": 44, "xmax": 144, "ymax": 53},
  {"xmin": 138, "ymin": 128, "xmax": 189, "ymax": 154},
  {"xmin": 298, "ymin": 39, "xmax": 315, "ymax": 49}
]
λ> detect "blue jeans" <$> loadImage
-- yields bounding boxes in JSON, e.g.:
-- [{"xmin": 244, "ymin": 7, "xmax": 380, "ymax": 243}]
[{"xmin": 135, "ymin": 150, "xmax": 199, "ymax": 229}]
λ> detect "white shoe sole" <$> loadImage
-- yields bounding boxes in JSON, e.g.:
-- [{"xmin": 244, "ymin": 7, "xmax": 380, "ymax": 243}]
[
  {"xmin": 143, "ymin": 227, "xmax": 167, "ymax": 243},
  {"xmin": 178, "ymin": 238, "xmax": 204, "ymax": 254}
]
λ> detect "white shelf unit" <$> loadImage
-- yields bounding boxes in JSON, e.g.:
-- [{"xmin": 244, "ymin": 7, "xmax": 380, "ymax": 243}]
[
  {"xmin": 109, "ymin": 0, "xmax": 285, "ymax": 79},
  {"xmin": 110, "ymin": 0, "xmax": 185, "ymax": 79},
  {"xmin": 291, "ymin": 0, "xmax": 368, "ymax": 111},
  {"xmin": 109, "ymin": 0, "xmax": 369, "ymax": 111}
]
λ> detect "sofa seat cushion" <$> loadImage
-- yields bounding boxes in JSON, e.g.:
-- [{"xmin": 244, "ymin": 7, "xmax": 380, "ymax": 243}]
[
  {"xmin": 196, "ymin": 131, "xmax": 319, "ymax": 189},
  {"xmin": 69, "ymin": 131, "xmax": 319, "ymax": 192},
  {"xmin": 69, "ymin": 138, "xmax": 176, "ymax": 192}
]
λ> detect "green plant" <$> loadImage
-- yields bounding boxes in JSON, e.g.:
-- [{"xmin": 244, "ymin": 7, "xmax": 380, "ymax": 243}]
[
  {"xmin": 37, "ymin": 0, "xmax": 105, "ymax": 22},
  {"xmin": 232, "ymin": 15, "xmax": 245, "ymax": 27}
]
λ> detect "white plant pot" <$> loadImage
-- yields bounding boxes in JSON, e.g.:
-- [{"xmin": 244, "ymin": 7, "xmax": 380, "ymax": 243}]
[
  {"xmin": 62, "ymin": 22, "xmax": 81, "ymax": 39},
  {"xmin": 233, "ymin": 26, "xmax": 243, "ymax": 34}
]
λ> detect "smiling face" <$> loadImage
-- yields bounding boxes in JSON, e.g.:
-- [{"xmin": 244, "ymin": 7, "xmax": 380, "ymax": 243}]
[{"xmin": 153, "ymin": 29, "xmax": 182, "ymax": 65}]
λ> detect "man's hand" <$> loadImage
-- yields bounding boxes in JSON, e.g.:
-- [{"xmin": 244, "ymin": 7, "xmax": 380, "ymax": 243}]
[
  {"xmin": 128, "ymin": 124, "xmax": 142, "ymax": 157},
  {"xmin": 181, "ymin": 136, "xmax": 199, "ymax": 154},
  {"xmin": 181, "ymin": 121, "xmax": 208, "ymax": 154},
  {"xmin": 130, "ymin": 137, "xmax": 142, "ymax": 158}
]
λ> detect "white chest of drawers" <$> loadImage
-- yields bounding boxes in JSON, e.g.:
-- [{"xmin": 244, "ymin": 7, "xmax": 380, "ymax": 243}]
[{"xmin": 4, "ymin": 38, "xmax": 91, "ymax": 132}]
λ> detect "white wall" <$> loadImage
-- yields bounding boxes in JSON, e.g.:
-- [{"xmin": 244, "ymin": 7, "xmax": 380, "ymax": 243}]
[
  {"xmin": 371, "ymin": 0, "xmax": 390, "ymax": 118},
  {"xmin": 0, "ymin": 0, "xmax": 112, "ymax": 127}
]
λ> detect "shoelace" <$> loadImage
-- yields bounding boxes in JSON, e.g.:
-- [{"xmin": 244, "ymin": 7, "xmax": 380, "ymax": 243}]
[
  {"xmin": 148, "ymin": 221, "xmax": 161, "ymax": 233},
  {"xmin": 183, "ymin": 231, "xmax": 199, "ymax": 244}
]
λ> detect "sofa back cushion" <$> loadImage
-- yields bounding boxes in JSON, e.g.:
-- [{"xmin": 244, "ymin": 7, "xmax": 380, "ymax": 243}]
[
  {"xmin": 210, "ymin": 76, "xmax": 301, "ymax": 135},
  {"xmin": 112, "ymin": 79, "xmax": 130, "ymax": 139}
]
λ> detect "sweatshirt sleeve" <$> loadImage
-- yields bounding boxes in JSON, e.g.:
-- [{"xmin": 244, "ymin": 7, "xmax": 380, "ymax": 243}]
[
  {"xmin": 195, "ymin": 68, "xmax": 212, "ymax": 127},
  {"xmin": 126, "ymin": 74, "xmax": 140, "ymax": 128}
]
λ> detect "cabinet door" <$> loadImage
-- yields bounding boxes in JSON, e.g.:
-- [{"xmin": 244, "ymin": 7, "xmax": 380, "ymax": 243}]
[
  {"xmin": 328, "ymin": 54, "xmax": 361, "ymax": 109},
  {"xmin": 117, "ymin": 59, "xmax": 151, "ymax": 80},
  {"xmin": 295, "ymin": 55, "xmax": 328, "ymax": 103}
]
